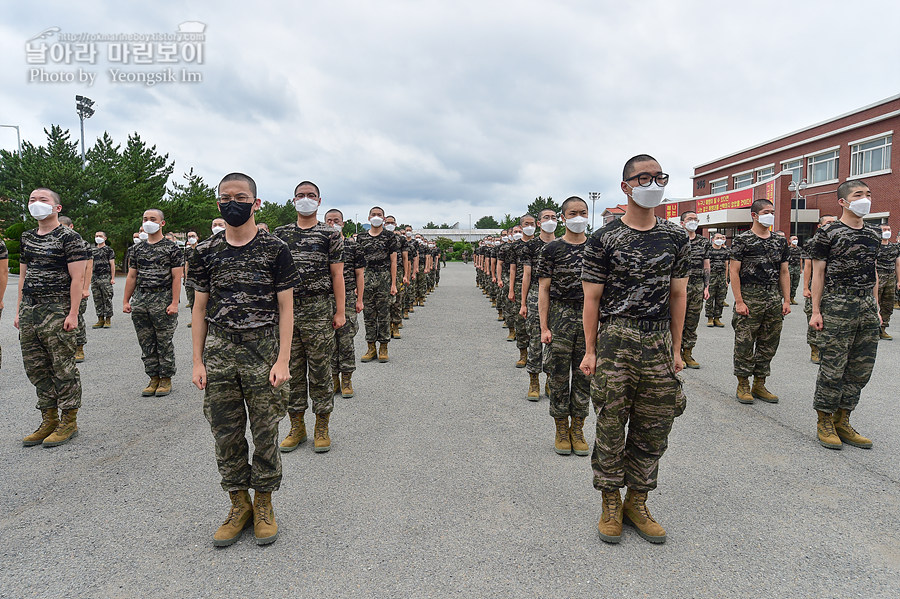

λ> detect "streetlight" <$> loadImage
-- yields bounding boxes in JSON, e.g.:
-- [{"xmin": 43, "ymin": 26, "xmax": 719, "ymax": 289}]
[
  {"xmin": 75, "ymin": 94, "xmax": 95, "ymax": 166},
  {"xmin": 788, "ymin": 178, "xmax": 808, "ymax": 238},
  {"xmin": 588, "ymin": 191, "xmax": 601, "ymax": 231},
  {"xmin": 0, "ymin": 124, "xmax": 22, "ymax": 155}
]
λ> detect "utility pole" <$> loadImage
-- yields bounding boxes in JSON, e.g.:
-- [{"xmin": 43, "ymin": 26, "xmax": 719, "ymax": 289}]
[
  {"xmin": 75, "ymin": 95, "xmax": 95, "ymax": 167},
  {"xmin": 588, "ymin": 191, "xmax": 601, "ymax": 231}
]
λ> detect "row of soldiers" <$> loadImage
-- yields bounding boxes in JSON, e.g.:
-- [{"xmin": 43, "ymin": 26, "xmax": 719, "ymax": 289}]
[
  {"xmin": 4, "ymin": 176, "xmax": 445, "ymax": 547},
  {"xmin": 472, "ymin": 158, "xmax": 888, "ymax": 545}
]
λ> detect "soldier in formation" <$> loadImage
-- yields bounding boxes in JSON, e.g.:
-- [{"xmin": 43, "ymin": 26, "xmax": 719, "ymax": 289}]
[
  {"xmin": 678, "ymin": 210, "xmax": 710, "ymax": 368},
  {"xmin": 357, "ymin": 207, "xmax": 398, "ymax": 364},
  {"xmin": 705, "ymin": 232, "xmax": 729, "ymax": 328},
  {"xmin": 875, "ymin": 223, "xmax": 899, "ymax": 340},
  {"xmin": 90, "ymin": 230, "xmax": 115, "ymax": 329}
]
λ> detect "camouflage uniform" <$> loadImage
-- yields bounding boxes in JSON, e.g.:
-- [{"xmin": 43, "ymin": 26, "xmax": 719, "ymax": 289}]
[
  {"xmin": 274, "ymin": 222, "xmax": 343, "ymax": 415},
  {"xmin": 705, "ymin": 246, "xmax": 730, "ymax": 319},
  {"xmin": 802, "ymin": 244, "xmax": 819, "ymax": 347},
  {"xmin": 91, "ymin": 245, "xmax": 115, "ymax": 319},
  {"xmin": 75, "ymin": 297, "xmax": 89, "ymax": 346},
  {"xmin": 187, "ymin": 229, "xmax": 298, "ymax": 491},
  {"xmin": 730, "ymin": 231, "xmax": 788, "ymax": 378},
  {"xmin": 582, "ymin": 218, "xmax": 689, "ymax": 491},
  {"xmin": 404, "ymin": 238, "xmax": 418, "ymax": 314},
  {"xmin": 498, "ymin": 243, "xmax": 516, "ymax": 329},
  {"xmin": 333, "ymin": 237, "xmax": 366, "ymax": 375},
  {"xmin": 807, "ymin": 222, "xmax": 881, "ymax": 413},
  {"xmin": 682, "ymin": 234, "xmax": 711, "ymax": 351},
  {"xmin": 358, "ymin": 230, "xmax": 398, "ymax": 344},
  {"xmin": 875, "ymin": 242, "xmax": 898, "ymax": 328},
  {"xmin": 390, "ymin": 234, "xmax": 408, "ymax": 327},
  {"xmin": 0, "ymin": 240, "xmax": 6, "ymax": 367},
  {"xmin": 522, "ymin": 237, "xmax": 550, "ymax": 374},
  {"xmin": 416, "ymin": 241, "xmax": 428, "ymax": 303},
  {"xmin": 509, "ymin": 240, "xmax": 529, "ymax": 351},
  {"xmin": 184, "ymin": 243, "xmax": 198, "ymax": 309},
  {"xmin": 130, "ymin": 238, "xmax": 182, "ymax": 378},
  {"xmin": 787, "ymin": 244, "xmax": 802, "ymax": 299},
  {"xmin": 534, "ymin": 239, "xmax": 590, "ymax": 418},
  {"xmin": 19, "ymin": 225, "xmax": 89, "ymax": 410}
]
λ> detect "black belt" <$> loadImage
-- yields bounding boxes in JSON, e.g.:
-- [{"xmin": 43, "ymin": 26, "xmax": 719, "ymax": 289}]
[
  {"xmin": 208, "ymin": 323, "xmax": 276, "ymax": 344},
  {"xmin": 138, "ymin": 285, "xmax": 169, "ymax": 292},
  {"xmin": 741, "ymin": 283, "xmax": 778, "ymax": 290},
  {"xmin": 22, "ymin": 294, "xmax": 68, "ymax": 305},
  {"xmin": 825, "ymin": 288, "xmax": 873, "ymax": 297},
  {"xmin": 603, "ymin": 316, "xmax": 670, "ymax": 331}
]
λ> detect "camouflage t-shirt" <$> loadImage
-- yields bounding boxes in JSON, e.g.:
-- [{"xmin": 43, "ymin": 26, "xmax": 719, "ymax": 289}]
[
  {"xmin": 274, "ymin": 222, "xmax": 343, "ymax": 299},
  {"xmin": 875, "ymin": 242, "xmax": 899, "ymax": 274},
  {"xmin": 709, "ymin": 246, "xmax": 731, "ymax": 274},
  {"xmin": 0, "ymin": 239, "xmax": 7, "ymax": 260},
  {"xmin": 509, "ymin": 240, "xmax": 528, "ymax": 284},
  {"xmin": 806, "ymin": 221, "xmax": 881, "ymax": 291},
  {"xmin": 581, "ymin": 218, "xmax": 690, "ymax": 322},
  {"xmin": 187, "ymin": 230, "xmax": 298, "ymax": 331},
  {"xmin": 20, "ymin": 225, "xmax": 90, "ymax": 299},
  {"xmin": 787, "ymin": 245, "xmax": 803, "ymax": 267},
  {"xmin": 520, "ymin": 237, "xmax": 549, "ymax": 268},
  {"xmin": 130, "ymin": 238, "xmax": 184, "ymax": 289},
  {"xmin": 687, "ymin": 235, "xmax": 711, "ymax": 280},
  {"xmin": 342, "ymin": 237, "xmax": 366, "ymax": 293},
  {"xmin": 534, "ymin": 238, "xmax": 586, "ymax": 302},
  {"xmin": 358, "ymin": 230, "xmax": 398, "ymax": 271},
  {"xmin": 730, "ymin": 231, "xmax": 789, "ymax": 287},
  {"xmin": 406, "ymin": 237, "xmax": 418, "ymax": 265},
  {"xmin": 91, "ymin": 245, "xmax": 115, "ymax": 281}
]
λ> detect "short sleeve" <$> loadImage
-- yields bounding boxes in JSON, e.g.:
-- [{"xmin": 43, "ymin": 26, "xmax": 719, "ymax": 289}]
[
  {"xmin": 186, "ymin": 247, "xmax": 210, "ymax": 293},
  {"xmin": 778, "ymin": 238, "xmax": 789, "ymax": 264},
  {"xmin": 355, "ymin": 245, "xmax": 367, "ymax": 269},
  {"xmin": 167, "ymin": 243, "xmax": 183, "ymax": 270},
  {"xmin": 730, "ymin": 236, "xmax": 746, "ymax": 263},
  {"xmin": 329, "ymin": 231, "xmax": 344, "ymax": 264},
  {"xmin": 702, "ymin": 239, "xmax": 711, "ymax": 260},
  {"xmin": 65, "ymin": 232, "xmax": 90, "ymax": 263},
  {"xmin": 672, "ymin": 236, "xmax": 690, "ymax": 279},
  {"xmin": 806, "ymin": 227, "xmax": 830, "ymax": 262},
  {"xmin": 274, "ymin": 243, "xmax": 299, "ymax": 292},
  {"xmin": 534, "ymin": 243, "xmax": 554, "ymax": 280},
  {"xmin": 581, "ymin": 234, "xmax": 608, "ymax": 285}
]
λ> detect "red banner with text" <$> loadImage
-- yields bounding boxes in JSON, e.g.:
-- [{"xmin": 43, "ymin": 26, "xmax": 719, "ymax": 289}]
[{"xmin": 696, "ymin": 187, "xmax": 754, "ymax": 213}]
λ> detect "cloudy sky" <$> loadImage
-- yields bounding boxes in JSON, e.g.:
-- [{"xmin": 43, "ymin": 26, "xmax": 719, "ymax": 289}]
[{"xmin": 1, "ymin": 0, "xmax": 898, "ymax": 227}]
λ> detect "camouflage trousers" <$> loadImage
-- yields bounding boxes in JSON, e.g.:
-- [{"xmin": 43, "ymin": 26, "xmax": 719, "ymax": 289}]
[
  {"xmin": 682, "ymin": 278, "xmax": 704, "ymax": 350},
  {"xmin": 502, "ymin": 276, "xmax": 515, "ymax": 329},
  {"xmin": 705, "ymin": 271, "xmax": 728, "ymax": 319},
  {"xmin": 332, "ymin": 291, "xmax": 360, "ymax": 375},
  {"xmin": 416, "ymin": 269, "xmax": 426, "ymax": 301},
  {"xmin": 203, "ymin": 329, "xmax": 286, "ymax": 492},
  {"xmin": 403, "ymin": 275, "xmax": 415, "ymax": 312},
  {"xmin": 525, "ymin": 288, "xmax": 546, "ymax": 374},
  {"xmin": 75, "ymin": 297, "xmax": 88, "ymax": 346},
  {"xmin": 877, "ymin": 272, "xmax": 896, "ymax": 327},
  {"xmin": 546, "ymin": 301, "xmax": 590, "ymax": 419},
  {"xmin": 434, "ymin": 265, "xmax": 441, "ymax": 285},
  {"xmin": 731, "ymin": 285, "xmax": 783, "ymax": 378},
  {"xmin": 813, "ymin": 292, "xmax": 880, "ymax": 413},
  {"xmin": 91, "ymin": 280, "xmax": 114, "ymax": 319},
  {"xmin": 19, "ymin": 298, "xmax": 82, "ymax": 411},
  {"xmin": 390, "ymin": 280, "xmax": 404, "ymax": 326},
  {"xmin": 131, "ymin": 288, "xmax": 178, "ymax": 378},
  {"xmin": 186, "ymin": 285, "xmax": 195, "ymax": 310},
  {"xmin": 289, "ymin": 295, "xmax": 335, "ymax": 415},
  {"xmin": 591, "ymin": 317, "xmax": 682, "ymax": 492},
  {"xmin": 364, "ymin": 269, "xmax": 392, "ymax": 344},
  {"xmin": 789, "ymin": 265, "xmax": 801, "ymax": 299},
  {"xmin": 512, "ymin": 281, "xmax": 528, "ymax": 350},
  {"xmin": 804, "ymin": 296, "xmax": 819, "ymax": 347}
]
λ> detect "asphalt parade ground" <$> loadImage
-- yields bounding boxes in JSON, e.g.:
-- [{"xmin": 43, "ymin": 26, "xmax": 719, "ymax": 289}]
[{"xmin": 1, "ymin": 263, "xmax": 898, "ymax": 598}]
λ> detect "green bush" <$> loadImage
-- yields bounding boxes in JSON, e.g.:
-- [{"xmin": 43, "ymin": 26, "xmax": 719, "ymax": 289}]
[
  {"xmin": 8, "ymin": 258, "xmax": 19, "ymax": 274},
  {"xmin": 4, "ymin": 239, "xmax": 20, "ymax": 255},
  {"xmin": 5, "ymin": 221, "xmax": 26, "ymax": 240}
]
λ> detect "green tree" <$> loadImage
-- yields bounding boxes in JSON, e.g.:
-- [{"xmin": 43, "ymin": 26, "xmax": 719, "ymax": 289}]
[
  {"xmin": 526, "ymin": 196, "xmax": 559, "ymax": 218},
  {"xmin": 256, "ymin": 200, "xmax": 297, "ymax": 231},
  {"xmin": 160, "ymin": 168, "xmax": 219, "ymax": 236},
  {"xmin": 474, "ymin": 215, "xmax": 499, "ymax": 229},
  {"xmin": 497, "ymin": 213, "xmax": 519, "ymax": 231}
]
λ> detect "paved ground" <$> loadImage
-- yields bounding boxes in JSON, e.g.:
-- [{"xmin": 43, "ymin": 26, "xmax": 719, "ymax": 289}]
[{"xmin": 1, "ymin": 263, "xmax": 898, "ymax": 598}]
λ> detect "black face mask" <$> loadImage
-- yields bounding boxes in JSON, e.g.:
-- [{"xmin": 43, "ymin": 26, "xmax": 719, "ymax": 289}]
[{"xmin": 219, "ymin": 200, "xmax": 254, "ymax": 227}]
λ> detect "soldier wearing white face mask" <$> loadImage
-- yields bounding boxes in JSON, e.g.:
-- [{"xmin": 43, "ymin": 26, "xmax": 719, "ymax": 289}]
[
  {"xmin": 357, "ymin": 206, "xmax": 398, "ymax": 363},
  {"xmin": 875, "ymin": 223, "xmax": 900, "ymax": 339},
  {"xmin": 679, "ymin": 211, "xmax": 710, "ymax": 369}
]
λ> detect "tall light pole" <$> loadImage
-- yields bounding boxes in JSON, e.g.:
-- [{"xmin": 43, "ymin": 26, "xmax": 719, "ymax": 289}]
[
  {"xmin": 588, "ymin": 191, "xmax": 601, "ymax": 231},
  {"xmin": 0, "ymin": 124, "xmax": 22, "ymax": 155},
  {"xmin": 75, "ymin": 95, "xmax": 95, "ymax": 167},
  {"xmin": 788, "ymin": 178, "xmax": 808, "ymax": 238}
]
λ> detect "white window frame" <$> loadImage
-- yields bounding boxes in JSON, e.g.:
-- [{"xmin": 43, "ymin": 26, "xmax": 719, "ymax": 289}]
[
  {"xmin": 781, "ymin": 157, "xmax": 803, "ymax": 183},
  {"xmin": 806, "ymin": 146, "xmax": 840, "ymax": 187},
  {"xmin": 848, "ymin": 131, "xmax": 892, "ymax": 179},
  {"xmin": 755, "ymin": 164, "xmax": 775, "ymax": 181},
  {"xmin": 709, "ymin": 177, "xmax": 727, "ymax": 194},
  {"xmin": 733, "ymin": 170, "xmax": 754, "ymax": 189}
]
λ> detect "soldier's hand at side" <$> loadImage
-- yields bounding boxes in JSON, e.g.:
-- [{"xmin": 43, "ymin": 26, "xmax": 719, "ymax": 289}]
[
  {"xmin": 333, "ymin": 313, "xmax": 346, "ymax": 329},
  {"xmin": 192, "ymin": 363, "xmax": 207, "ymax": 390},
  {"xmin": 13, "ymin": 314, "xmax": 19, "ymax": 329},
  {"xmin": 507, "ymin": 292, "xmax": 514, "ymax": 302},
  {"xmin": 703, "ymin": 287, "xmax": 710, "ymax": 301},
  {"xmin": 803, "ymin": 288, "xmax": 811, "ymax": 299},
  {"xmin": 878, "ymin": 312, "xmax": 883, "ymax": 327},
  {"xmin": 123, "ymin": 301, "xmax": 132, "ymax": 314},
  {"xmin": 82, "ymin": 290, "xmax": 90, "ymax": 300},
  {"xmin": 810, "ymin": 313, "xmax": 824, "ymax": 331},
  {"xmin": 166, "ymin": 302, "xmax": 178, "ymax": 315},
  {"xmin": 110, "ymin": 278, "xmax": 115, "ymax": 285},
  {"xmin": 355, "ymin": 299, "xmax": 363, "ymax": 313},
  {"xmin": 63, "ymin": 314, "xmax": 77, "ymax": 331},
  {"xmin": 403, "ymin": 275, "xmax": 409, "ymax": 285},
  {"xmin": 541, "ymin": 329, "xmax": 552, "ymax": 344},
  {"xmin": 519, "ymin": 305, "xmax": 527, "ymax": 318},
  {"xmin": 782, "ymin": 300, "xmax": 791, "ymax": 316},
  {"xmin": 269, "ymin": 362, "xmax": 290, "ymax": 388},
  {"xmin": 673, "ymin": 350, "xmax": 684, "ymax": 374},
  {"xmin": 390, "ymin": 285, "xmax": 397, "ymax": 296},
  {"xmin": 735, "ymin": 301, "xmax": 749, "ymax": 316},
  {"xmin": 579, "ymin": 353, "xmax": 596, "ymax": 376}
]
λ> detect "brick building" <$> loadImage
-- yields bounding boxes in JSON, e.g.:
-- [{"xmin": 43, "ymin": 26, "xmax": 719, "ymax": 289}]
[{"xmin": 658, "ymin": 94, "xmax": 898, "ymax": 243}]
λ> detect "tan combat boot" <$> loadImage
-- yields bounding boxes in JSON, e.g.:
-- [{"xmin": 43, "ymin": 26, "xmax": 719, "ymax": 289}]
[
  {"xmin": 279, "ymin": 412, "xmax": 306, "ymax": 452},
  {"xmin": 391, "ymin": 323, "xmax": 401, "ymax": 339},
  {"xmin": 736, "ymin": 377, "xmax": 754, "ymax": 404},
  {"xmin": 496, "ymin": 311, "xmax": 504, "ymax": 321},
  {"xmin": 103, "ymin": 317, "xmax": 111, "ymax": 328},
  {"xmin": 361, "ymin": 342, "xmax": 377, "ymax": 362},
  {"xmin": 398, "ymin": 321, "xmax": 403, "ymax": 329},
  {"xmin": 253, "ymin": 491, "xmax": 278, "ymax": 545},
  {"xmin": 213, "ymin": 490, "xmax": 253, "ymax": 547},
  {"xmin": 880, "ymin": 327, "xmax": 893, "ymax": 340},
  {"xmin": 92, "ymin": 318, "xmax": 104, "ymax": 329},
  {"xmin": 714, "ymin": 318, "xmax": 725, "ymax": 327},
  {"xmin": 570, "ymin": 416, "xmax": 590, "ymax": 456},
  {"xmin": 142, "ymin": 376, "xmax": 160, "ymax": 397},
  {"xmin": 707, "ymin": 317, "xmax": 715, "ymax": 327},
  {"xmin": 314, "ymin": 413, "xmax": 331, "ymax": 453},
  {"xmin": 810, "ymin": 345, "xmax": 820, "ymax": 364},
  {"xmin": 623, "ymin": 489, "xmax": 666, "ymax": 543},
  {"xmin": 402, "ymin": 309, "xmax": 409, "ymax": 319},
  {"xmin": 554, "ymin": 417, "xmax": 572, "ymax": 455},
  {"xmin": 378, "ymin": 343, "xmax": 389, "ymax": 363},
  {"xmin": 75, "ymin": 345, "xmax": 85, "ymax": 363},
  {"xmin": 598, "ymin": 489, "xmax": 623, "ymax": 544},
  {"xmin": 832, "ymin": 409, "xmax": 873, "ymax": 449},
  {"xmin": 515, "ymin": 348, "xmax": 527, "ymax": 369},
  {"xmin": 790, "ymin": 297, "xmax": 798, "ymax": 305},
  {"xmin": 816, "ymin": 410, "xmax": 842, "ymax": 450},
  {"xmin": 682, "ymin": 348, "xmax": 699, "ymax": 369},
  {"xmin": 527, "ymin": 373, "xmax": 540, "ymax": 401},
  {"xmin": 506, "ymin": 327, "xmax": 516, "ymax": 342},
  {"xmin": 155, "ymin": 377, "xmax": 172, "ymax": 397},
  {"xmin": 43, "ymin": 409, "xmax": 79, "ymax": 447},
  {"xmin": 341, "ymin": 372, "xmax": 354, "ymax": 398},
  {"xmin": 332, "ymin": 374, "xmax": 341, "ymax": 396},
  {"xmin": 23, "ymin": 408, "xmax": 59, "ymax": 447},
  {"xmin": 751, "ymin": 377, "xmax": 778, "ymax": 403}
]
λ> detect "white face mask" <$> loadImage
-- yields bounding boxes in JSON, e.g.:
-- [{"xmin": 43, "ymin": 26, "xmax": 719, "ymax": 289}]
[
  {"xmin": 94, "ymin": 237, "xmax": 105, "ymax": 245},
  {"xmin": 757, "ymin": 213, "xmax": 775, "ymax": 227},
  {"xmin": 494, "ymin": 241, "xmax": 501, "ymax": 247},
  {"xmin": 512, "ymin": 232, "xmax": 523, "ymax": 241},
  {"xmin": 331, "ymin": 223, "xmax": 343, "ymax": 232},
  {"xmin": 791, "ymin": 239, "xmax": 798, "ymax": 246},
  {"xmin": 142, "ymin": 221, "xmax": 161, "ymax": 235},
  {"xmin": 684, "ymin": 221, "xmax": 699, "ymax": 232},
  {"xmin": 294, "ymin": 198, "xmax": 319, "ymax": 216},
  {"xmin": 540, "ymin": 220, "xmax": 557, "ymax": 233},
  {"xmin": 369, "ymin": 216, "xmax": 384, "ymax": 228},
  {"xmin": 501, "ymin": 236, "xmax": 509, "ymax": 242},
  {"xmin": 188, "ymin": 237, "xmax": 198, "ymax": 244},
  {"xmin": 713, "ymin": 239, "xmax": 725, "ymax": 247},
  {"xmin": 564, "ymin": 216, "xmax": 588, "ymax": 234},
  {"xmin": 133, "ymin": 237, "xmax": 142, "ymax": 245},
  {"xmin": 384, "ymin": 223, "xmax": 396, "ymax": 232},
  {"xmin": 883, "ymin": 231, "xmax": 892, "ymax": 240},
  {"xmin": 29, "ymin": 201, "xmax": 55, "ymax": 220},
  {"xmin": 405, "ymin": 231, "xmax": 413, "ymax": 238},
  {"xmin": 212, "ymin": 225, "xmax": 226, "ymax": 235},
  {"xmin": 522, "ymin": 226, "xmax": 536, "ymax": 236},
  {"xmin": 138, "ymin": 231, "xmax": 149, "ymax": 240},
  {"xmin": 847, "ymin": 198, "xmax": 871, "ymax": 217},
  {"xmin": 629, "ymin": 181, "xmax": 666, "ymax": 209}
]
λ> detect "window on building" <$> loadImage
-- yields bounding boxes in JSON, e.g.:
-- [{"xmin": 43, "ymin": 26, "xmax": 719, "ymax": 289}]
[
  {"xmin": 782, "ymin": 158, "xmax": 802, "ymax": 183},
  {"xmin": 733, "ymin": 172, "xmax": 753, "ymax": 189},
  {"xmin": 808, "ymin": 150, "xmax": 839, "ymax": 184},
  {"xmin": 756, "ymin": 166, "xmax": 774, "ymax": 181},
  {"xmin": 850, "ymin": 135, "xmax": 891, "ymax": 176},
  {"xmin": 710, "ymin": 178, "xmax": 727, "ymax": 194}
]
